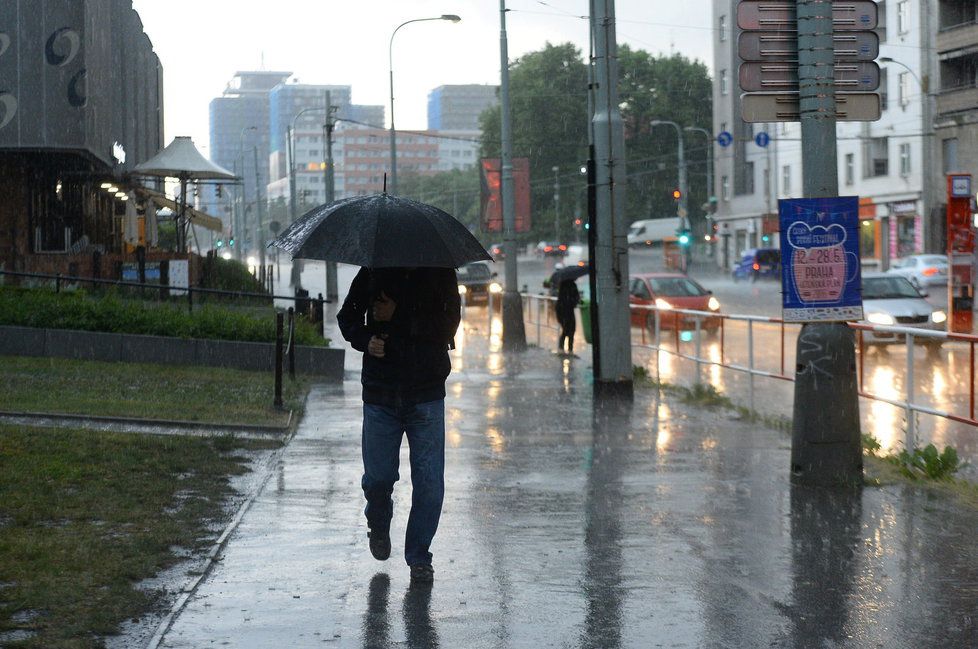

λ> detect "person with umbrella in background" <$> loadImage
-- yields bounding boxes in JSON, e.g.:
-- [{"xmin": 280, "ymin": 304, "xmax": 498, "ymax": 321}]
[{"xmin": 270, "ymin": 192, "xmax": 488, "ymax": 585}]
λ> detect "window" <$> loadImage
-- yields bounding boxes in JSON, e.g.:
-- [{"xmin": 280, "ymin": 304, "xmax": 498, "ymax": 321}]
[
  {"xmin": 745, "ymin": 161, "xmax": 755, "ymax": 194},
  {"xmin": 943, "ymin": 138, "xmax": 959, "ymax": 173},
  {"xmin": 897, "ymin": 1, "xmax": 910, "ymax": 34},
  {"xmin": 863, "ymin": 137, "xmax": 889, "ymax": 177},
  {"xmin": 719, "ymin": 15, "xmax": 727, "ymax": 42},
  {"xmin": 898, "ymin": 72, "xmax": 911, "ymax": 107},
  {"xmin": 845, "ymin": 153, "xmax": 855, "ymax": 185},
  {"xmin": 720, "ymin": 69, "xmax": 728, "ymax": 95},
  {"xmin": 782, "ymin": 165, "xmax": 791, "ymax": 195},
  {"xmin": 721, "ymin": 175, "xmax": 730, "ymax": 201},
  {"xmin": 899, "ymin": 143, "xmax": 911, "ymax": 176}
]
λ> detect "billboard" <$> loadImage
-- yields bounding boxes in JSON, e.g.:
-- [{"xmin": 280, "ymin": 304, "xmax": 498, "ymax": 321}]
[
  {"xmin": 480, "ymin": 157, "xmax": 531, "ymax": 233},
  {"xmin": 779, "ymin": 196, "xmax": 863, "ymax": 322}
]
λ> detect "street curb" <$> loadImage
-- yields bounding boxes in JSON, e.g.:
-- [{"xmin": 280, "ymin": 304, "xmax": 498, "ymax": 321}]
[
  {"xmin": 0, "ymin": 409, "xmax": 294, "ymax": 437},
  {"xmin": 145, "ymin": 392, "xmax": 308, "ymax": 648}
]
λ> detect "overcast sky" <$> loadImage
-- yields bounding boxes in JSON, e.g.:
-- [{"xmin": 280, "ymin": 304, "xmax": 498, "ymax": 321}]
[{"xmin": 131, "ymin": 0, "xmax": 714, "ymax": 156}]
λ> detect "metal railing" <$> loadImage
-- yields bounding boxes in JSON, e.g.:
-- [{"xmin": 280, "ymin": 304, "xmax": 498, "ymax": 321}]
[{"xmin": 520, "ymin": 292, "xmax": 978, "ymax": 451}]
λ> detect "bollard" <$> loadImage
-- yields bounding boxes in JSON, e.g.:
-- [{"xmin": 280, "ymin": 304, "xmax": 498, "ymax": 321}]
[
  {"xmin": 287, "ymin": 307, "xmax": 296, "ymax": 380},
  {"xmin": 187, "ymin": 286, "xmax": 193, "ymax": 313},
  {"xmin": 55, "ymin": 273, "xmax": 62, "ymax": 293},
  {"xmin": 318, "ymin": 293, "xmax": 326, "ymax": 339},
  {"xmin": 790, "ymin": 323, "xmax": 862, "ymax": 487},
  {"xmin": 274, "ymin": 312, "xmax": 284, "ymax": 409}
]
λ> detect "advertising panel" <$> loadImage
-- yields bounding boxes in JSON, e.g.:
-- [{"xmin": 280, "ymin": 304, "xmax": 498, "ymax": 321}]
[
  {"xmin": 480, "ymin": 158, "xmax": 531, "ymax": 233},
  {"xmin": 779, "ymin": 196, "xmax": 863, "ymax": 322}
]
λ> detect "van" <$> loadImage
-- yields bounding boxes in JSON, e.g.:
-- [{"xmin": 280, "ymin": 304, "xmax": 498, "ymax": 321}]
[{"xmin": 627, "ymin": 217, "xmax": 680, "ymax": 247}]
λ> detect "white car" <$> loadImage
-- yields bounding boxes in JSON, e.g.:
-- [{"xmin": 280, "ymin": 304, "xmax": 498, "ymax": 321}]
[
  {"xmin": 886, "ymin": 254, "xmax": 948, "ymax": 289},
  {"xmin": 861, "ymin": 273, "xmax": 946, "ymax": 348}
]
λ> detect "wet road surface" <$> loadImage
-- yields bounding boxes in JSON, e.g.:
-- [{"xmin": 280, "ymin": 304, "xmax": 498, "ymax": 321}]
[{"xmin": 156, "ymin": 313, "xmax": 978, "ymax": 648}]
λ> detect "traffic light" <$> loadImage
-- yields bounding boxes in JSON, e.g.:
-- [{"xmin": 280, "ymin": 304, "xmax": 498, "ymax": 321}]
[
  {"xmin": 677, "ymin": 228, "xmax": 691, "ymax": 246},
  {"xmin": 574, "ymin": 218, "xmax": 583, "ymax": 230},
  {"xmin": 672, "ymin": 188, "xmax": 682, "ymax": 201},
  {"xmin": 216, "ymin": 239, "xmax": 224, "ymax": 248},
  {"xmin": 761, "ymin": 234, "xmax": 771, "ymax": 243},
  {"xmin": 228, "ymin": 236, "xmax": 235, "ymax": 248},
  {"xmin": 216, "ymin": 184, "xmax": 223, "ymax": 198}
]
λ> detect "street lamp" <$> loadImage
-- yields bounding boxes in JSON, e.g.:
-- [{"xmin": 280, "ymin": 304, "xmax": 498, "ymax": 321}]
[{"xmin": 389, "ymin": 14, "xmax": 461, "ymax": 195}]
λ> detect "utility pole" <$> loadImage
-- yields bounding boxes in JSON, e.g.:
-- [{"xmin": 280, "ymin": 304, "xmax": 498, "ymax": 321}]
[
  {"xmin": 253, "ymin": 146, "xmax": 267, "ymax": 275},
  {"xmin": 790, "ymin": 0, "xmax": 861, "ymax": 486},
  {"xmin": 591, "ymin": 0, "xmax": 633, "ymax": 399},
  {"xmin": 322, "ymin": 90, "xmax": 339, "ymax": 302},
  {"xmin": 552, "ymin": 166, "xmax": 561, "ymax": 241},
  {"xmin": 499, "ymin": 0, "xmax": 526, "ymax": 351}
]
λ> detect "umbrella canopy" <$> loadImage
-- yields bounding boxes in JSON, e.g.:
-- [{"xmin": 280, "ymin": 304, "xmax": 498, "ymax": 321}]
[
  {"xmin": 269, "ymin": 194, "xmax": 492, "ymax": 269},
  {"xmin": 133, "ymin": 136, "xmax": 236, "ymax": 180},
  {"xmin": 549, "ymin": 263, "xmax": 590, "ymax": 286}
]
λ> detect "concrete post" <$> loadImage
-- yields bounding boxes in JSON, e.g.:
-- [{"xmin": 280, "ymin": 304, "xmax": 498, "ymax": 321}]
[
  {"xmin": 499, "ymin": 0, "xmax": 527, "ymax": 351},
  {"xmin": 591, "ymin": 0, "xmax": 633, "ymax": 399},
  {"xmin": 790, "ymin": 0, "xmax": 862, "ymax": 487},
  {"xmin": 323, "ymin": 91, "xmax": 339, "ymax": 302}
]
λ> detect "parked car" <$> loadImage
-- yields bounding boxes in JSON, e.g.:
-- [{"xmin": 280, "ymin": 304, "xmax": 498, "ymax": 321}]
[
  {"xmin": 535, "ymin": 241, "xmax": 568, "ymax": 257},
  {"xmin": 860, "ymin": 273, "xmax": 946, "ymax": 348},
  {"xmin": 886, "ymin": 254, "xmax": 948, "ymax": 289},
  {"xmin": 488, "ymin": 242, "xmax": 505, "ymax": 260},
  {"xmin": 456, "ymin": 261, "xmax": 501, "ymax": 305},
  {"xmin": 732, "ymin": 248, "xmax": 781, "ymax": 281},
  {"xmin": 628, "ymin": 273, "xmax": 721, "ymax": 332}
]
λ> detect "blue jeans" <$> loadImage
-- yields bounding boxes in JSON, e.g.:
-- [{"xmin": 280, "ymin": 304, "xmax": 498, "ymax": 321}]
[{"xmin": 361, "ymin": 399, "xmax": 445, "ymax": 566}]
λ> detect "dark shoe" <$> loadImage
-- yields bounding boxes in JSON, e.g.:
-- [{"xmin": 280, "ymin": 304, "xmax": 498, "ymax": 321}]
[
  {"xmin": 368, "ymin": 530, "xmax": 391, "ymax": 561},
  {"xmin": 409, "ymin": 564, "xmax": 434, "ymax": 585}
]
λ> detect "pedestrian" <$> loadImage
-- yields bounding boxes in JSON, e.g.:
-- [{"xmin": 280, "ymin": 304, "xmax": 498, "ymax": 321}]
[
  {"xmin": 555, "ymin": 278, "xmax": 580, "ymax": 356},
  {"xmin": 337, "ymin": 266, "xmax": 461, "ymax": 585}
]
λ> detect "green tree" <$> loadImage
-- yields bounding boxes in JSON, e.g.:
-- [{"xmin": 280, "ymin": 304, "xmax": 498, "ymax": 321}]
[
  {"xmin": 479, "ymin": 43, "xmax": 713, "ymax": 240},
  {"xmin": 397, "ymin": 166, "xmax": 483, "ymax": 235}
]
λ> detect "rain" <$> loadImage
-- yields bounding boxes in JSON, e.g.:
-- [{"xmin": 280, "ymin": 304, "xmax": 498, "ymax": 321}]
[{"xmin": 2, "ymin": 1, "xmax": 978, "ymax": 647}]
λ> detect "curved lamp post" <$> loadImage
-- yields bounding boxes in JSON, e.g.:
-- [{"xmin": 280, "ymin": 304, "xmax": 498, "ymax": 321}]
[{"xmin": 389, "ymin": 14, "xmax": 461, "ymax": 195}]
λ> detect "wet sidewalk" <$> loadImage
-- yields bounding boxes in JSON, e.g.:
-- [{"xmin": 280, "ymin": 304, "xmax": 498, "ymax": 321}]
[{"xmin": 156, "ymin": 312, "xmax": 978, "ymax": 648}]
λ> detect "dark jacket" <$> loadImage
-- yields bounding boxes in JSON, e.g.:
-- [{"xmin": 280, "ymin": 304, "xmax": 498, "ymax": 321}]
[
  {"xmin": 556, "ymin": 280, "xmax": 580, "ymax": 324},
  {"xmin": 337, "ymin": 267, "xmax": 461, "ymax": 407}
]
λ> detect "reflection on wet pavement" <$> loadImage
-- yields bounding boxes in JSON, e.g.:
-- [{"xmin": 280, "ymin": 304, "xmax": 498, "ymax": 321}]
[{"xmin": 156, "ymin": 311, "xmax": 978, "ymax": 648}]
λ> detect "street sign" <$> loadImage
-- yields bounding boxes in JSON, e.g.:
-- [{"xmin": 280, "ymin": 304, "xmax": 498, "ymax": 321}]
[
  {"xmin": 739, "ymin": 32, "xmax": 879, "ymax": 62},
  {"xmin": 780, "ymin": 196, "xmax": 863, "ymax": 322},
  {"xmin": 737, "ymin": 1, "xmax": 878, "ymax": 31},
  {"xmin": 755, "ymin": 132, "xmax": 770, "ymax": 147},
  {"xmin": 739, "ymin": 61, "xmax": 879, "ymax": 92},
  {"xmin": 742, "ymin": 92, "xmax": 881, "ymax": 122},
  {"xmin": 717, "ymin": 131, "xmax": 733, "ymax": 147}
]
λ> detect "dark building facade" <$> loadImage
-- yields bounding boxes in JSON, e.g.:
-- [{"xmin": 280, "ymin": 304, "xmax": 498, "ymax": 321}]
[{"xmin": 0, "ymin": 0, "xmax": 163, "ymax": 274}]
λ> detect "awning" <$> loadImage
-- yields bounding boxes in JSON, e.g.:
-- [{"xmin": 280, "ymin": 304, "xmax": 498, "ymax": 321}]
[{"xmin": 135, "ymin": 187, "xmax": 224, "ymax": 233}]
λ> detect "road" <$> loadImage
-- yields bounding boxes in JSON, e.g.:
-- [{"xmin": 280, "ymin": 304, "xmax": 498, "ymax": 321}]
[{"xmin": 272, "ymin": 248, "xmax": 978, "ymax": 471}]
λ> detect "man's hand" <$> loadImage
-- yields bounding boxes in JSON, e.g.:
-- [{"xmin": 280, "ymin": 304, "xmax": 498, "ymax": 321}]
[
  {"xmin": 367, "ymin": 335, "xmax": 387, "ymax": 358},
  {"xmin": 372, "ymin": 291, "xmax": 396, "ymax": 322}
]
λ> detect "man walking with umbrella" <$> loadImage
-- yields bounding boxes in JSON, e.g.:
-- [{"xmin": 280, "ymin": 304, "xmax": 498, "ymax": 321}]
[
  {"xmin": 268, "ymin": 193, "xmax": 489, "ymax": 584},
  {"xmin": 337, "ymin": 266, "xmax": 461, "ymax": 584}
]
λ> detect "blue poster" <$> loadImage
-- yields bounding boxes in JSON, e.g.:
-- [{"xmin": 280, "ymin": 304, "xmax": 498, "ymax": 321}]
[{"xmin": 779, "ymin": 197, "xmax": 863, "ymax": 322}]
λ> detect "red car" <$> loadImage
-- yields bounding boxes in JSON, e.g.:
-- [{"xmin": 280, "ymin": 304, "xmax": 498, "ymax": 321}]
[{"xmin": 628, "ymin": 273, "xmax": 721, "ymax": 332}]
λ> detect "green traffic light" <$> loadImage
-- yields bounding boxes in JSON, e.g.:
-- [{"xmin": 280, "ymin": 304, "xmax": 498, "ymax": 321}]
[
  {"xmin": 216, "ymin": 239, "xmax": 224, "ymax": 248},
  {"xmin": 679, "ymin": 234, "xmax": 690, "ymax": 245}
]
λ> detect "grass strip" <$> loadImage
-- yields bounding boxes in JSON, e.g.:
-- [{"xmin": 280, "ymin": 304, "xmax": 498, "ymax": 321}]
[
  {"xmin": 0, "ymin": 425, "xmax": 281, "ymax": 648},
  {"xmin": 0, "ymin": 357, "xmax": 308, "ymax": 427}
]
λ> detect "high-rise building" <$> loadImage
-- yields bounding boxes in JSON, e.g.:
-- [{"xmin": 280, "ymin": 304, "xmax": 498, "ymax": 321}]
[{"xmin": 427, "ymin": 85, "xmax": 498, "ymax": 131}]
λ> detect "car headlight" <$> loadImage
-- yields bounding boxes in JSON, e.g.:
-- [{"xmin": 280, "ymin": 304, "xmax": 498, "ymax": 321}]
[
  {"xmin": 458, "ymin": 285, "xmax": 468, "ymax": 295},
  {"xmin": 489, "ymin": 282, "xmax": 503, "ymax": 294},
  {"xmin": 708, "ymin": 296, "xmax": 721, "ymax": 311},
  {"xmin": 932, "ymin": 310, "xmax": 947, "ymax": 324},
  {"xmin": 866, "ymin": 312, "xmax": 895, "ymax": 326},
  {"xmin": 654, "ymin": 298, "xmax": 673, "ymax": 311}
]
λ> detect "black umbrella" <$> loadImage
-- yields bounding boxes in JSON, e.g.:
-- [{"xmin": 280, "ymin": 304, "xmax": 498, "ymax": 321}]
[
  {"xmin": 549, "ymin": 263, "xmax": 590, "ymax": 286},
  {"xmin": 268, "ymin": 194, "xmax": 491, "ymax": 268}
]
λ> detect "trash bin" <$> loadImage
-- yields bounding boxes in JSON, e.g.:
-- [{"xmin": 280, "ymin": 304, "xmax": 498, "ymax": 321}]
[{"xmin": 580, "ymin": 299, "xmax": 592, "ymax": 344}]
